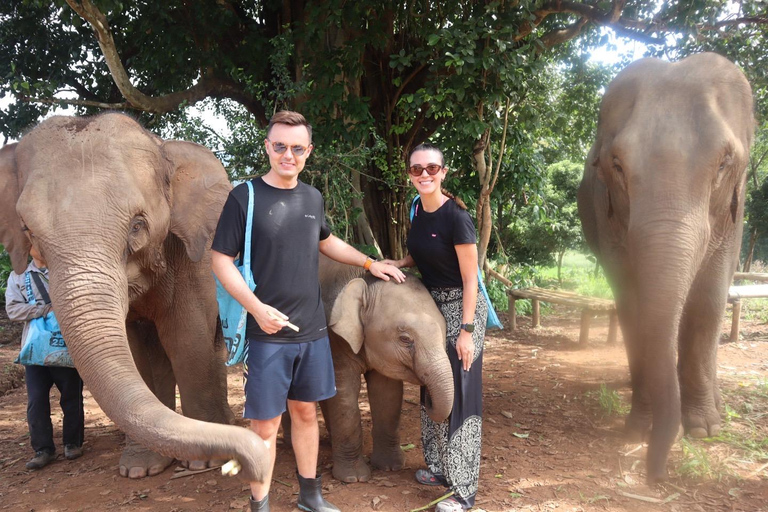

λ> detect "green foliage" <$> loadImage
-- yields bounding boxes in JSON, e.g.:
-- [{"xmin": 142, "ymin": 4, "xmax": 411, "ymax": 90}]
[
  {"xmin": 497, "ymin": 161, "xmax": 586, "ymax": 269},
  {"xmin": 585, "ymin": 384, "xmax": 629, "ymax": 417},
  {"xmin": 0, "ymin": 246, "xmax": 11, "ymax": 305},
  {"xmin": 677, "ymin": 438, "xmax": 732, "ymax": 481}
]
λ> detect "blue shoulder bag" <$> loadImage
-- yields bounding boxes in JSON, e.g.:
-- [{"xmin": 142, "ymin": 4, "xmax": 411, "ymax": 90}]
[
  {"xmin": 215, "ymin": 181, "xmax": 256, "ymax": 366},
  {"xmin": 15, "ymin": 271, "xmax": 75, "ymax": 368},
  {"xmin": 409, "ymin": 196, "xmax": 503, "ymax": 330}
]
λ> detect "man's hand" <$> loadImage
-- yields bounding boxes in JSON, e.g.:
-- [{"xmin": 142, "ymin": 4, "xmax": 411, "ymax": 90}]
[
  {"xmin": 369, "ymin": 261, "xmax": 406, "ymax": 283},
  {"xmin": 456, "ymin": 330, "xmax": 475, "ymax": 371},
  {"xmin": 252, "ymin": 303, "xmax": 292, "ymax": 334}
]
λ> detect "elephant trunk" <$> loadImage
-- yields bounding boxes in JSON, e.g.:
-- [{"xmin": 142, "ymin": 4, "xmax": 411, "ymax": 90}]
[
  {"xmin": 415, "ymin": 346, "xmax": 454, "ymax": 423},
  {"xmin": 627, "ymin": 213, "xmax": 707, "ymax": 481},
  {"xmin": 47, "ymin": 259, "xmax": 269, "ymax": 483}
]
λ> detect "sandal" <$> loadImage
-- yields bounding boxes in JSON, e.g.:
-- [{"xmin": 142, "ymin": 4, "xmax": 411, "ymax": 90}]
[
  {"xmin": 414, "ymin": 468, "xmax": 446, "ymax": 487},
  {"xmin": 435, "ymin": 497, "xmax": 464, "ymax": 512}
]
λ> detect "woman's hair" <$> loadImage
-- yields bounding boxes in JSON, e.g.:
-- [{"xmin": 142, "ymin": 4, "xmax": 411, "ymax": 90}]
[
  {"xmin": 267, "ymin": 110, "xmax": 313, "ymax": 142},
  {"xmin": 408, "ymin": 143, "xmax": 444, "ymax": 166}
]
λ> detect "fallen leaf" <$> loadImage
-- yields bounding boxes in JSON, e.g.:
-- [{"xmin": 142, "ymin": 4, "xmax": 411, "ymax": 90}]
[
  {"xmin": 513, "ymin": 432, "xmax": 529, "ymax": 439},
  {"xmin": 501, "ymin": 411, "xmax": 514, "ymax": 419}
]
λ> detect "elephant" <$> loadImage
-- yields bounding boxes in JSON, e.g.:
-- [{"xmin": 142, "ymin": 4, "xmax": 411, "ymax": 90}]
[
  {"xmin": 577, "ymin": 53, "xmax": 754, "ymax": 482},
  {"xmin": 317, "ymin": 254, "xmax": 453, "ymax": 483},
  {"xmin": 0, "ymin": 113, "xmax": 269, "ymax": 482}
]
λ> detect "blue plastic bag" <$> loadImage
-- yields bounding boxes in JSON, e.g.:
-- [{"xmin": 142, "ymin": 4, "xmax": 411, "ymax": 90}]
[
  {"xmin": 409, "ymin": 196, "xmax": 503, "ymax": 330},
  {"xmin": 215, "ymin": 181, "xmax": 256, "ymax": 366},
  {"xmin": 15, "ymin": 272, "xmax": 74, "ymax": 367}
]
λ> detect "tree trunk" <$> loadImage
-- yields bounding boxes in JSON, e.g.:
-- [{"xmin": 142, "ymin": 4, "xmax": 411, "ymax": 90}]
[
  {"xmin": 351, "ymin": 168, "xmax": 382, "ymax": 256},
  {"xmin": 743, "ymin": 227, "xmax": 758, "ymax": 273}
]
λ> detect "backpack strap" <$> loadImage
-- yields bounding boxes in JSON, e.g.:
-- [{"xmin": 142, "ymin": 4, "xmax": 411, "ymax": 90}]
[{"xmin": 29, "ymin": 271, "xmax": 51, "ymax": 305}]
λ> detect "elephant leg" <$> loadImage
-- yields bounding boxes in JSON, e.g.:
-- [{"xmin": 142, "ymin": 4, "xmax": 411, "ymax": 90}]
[
  {"xmin": 157, "ymin": 301, "xmax": 232, "ymax": 471},
  {"xmin": 158, "ymin": 304, "xmax": 231, "ymax": 425},
  {"xmin": 616, "ymin": 292, "xmax": 652, "ymax": 441},
  {"xmin": 678, "ymin": 270, "xmax": 727, "ymax": 438},
  {"xmin": 325, "ymin": 366, "xmax": 370, "ymax": 483},
  {"xmin": 120, "ymin": 320, "xmax": 176, "ymax": 478},
  {"xmin": 365, "ymin": 371, "xmax": 404, "ymax": 472}
]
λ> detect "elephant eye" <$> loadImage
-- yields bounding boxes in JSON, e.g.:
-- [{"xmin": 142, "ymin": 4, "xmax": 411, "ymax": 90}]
[
  {"xmin": 612, "ymin": 157, "xmax": 624, "ymax": 174},
  {"xmin": 131, "ymin": 219, "xmax": 146, "ymax": 232},
  {"xmin": 398, "ymin": 333, "xmax": 414, "ymax": 346}
]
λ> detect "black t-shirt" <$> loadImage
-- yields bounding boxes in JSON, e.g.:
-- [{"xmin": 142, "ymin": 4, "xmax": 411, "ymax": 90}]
[
  {"xmin": 406, "ymin": 198, "xmax": 477, "ymax": 288},
  {"xmin": 212, "ymin": 177, "xmax": 332, "ymax": 343}
]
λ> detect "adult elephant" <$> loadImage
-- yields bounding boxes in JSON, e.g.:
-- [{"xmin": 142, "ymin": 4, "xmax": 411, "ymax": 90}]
[
  {"xmin": 318, "ymin": 255, "xmax": 453, "ymax": 483},
  {"xmin": 577, "ymin": 53, "xmax": 754, "ymax": 483},
  {"xmin": 0, "ymin": 114, "xmax": 268, "ymax": 482}
]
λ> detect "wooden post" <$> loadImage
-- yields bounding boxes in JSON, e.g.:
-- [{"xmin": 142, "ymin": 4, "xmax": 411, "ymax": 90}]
[
  {"xmin": 607, "ymin": 310, "xmax": 618, "ymax": 345},
  {"xmin": 730, "ymin": 299, "xmax": 741, "ymax": 343},
  {"xmin": 508, "ymin": 294, "xmax": 517, "ymax": 330},
  {"xmin": 531, "ymin": 299, "xmax": 540, "ymax": 328},
  {"xmin": 579, "ymin": 309, "xmax": 592, "ymax": 346}
]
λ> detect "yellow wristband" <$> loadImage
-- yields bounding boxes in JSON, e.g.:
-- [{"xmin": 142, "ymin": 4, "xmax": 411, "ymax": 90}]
[{"xmin": 363, "ymin": 257, "xmax": 374, "ymax": 271}]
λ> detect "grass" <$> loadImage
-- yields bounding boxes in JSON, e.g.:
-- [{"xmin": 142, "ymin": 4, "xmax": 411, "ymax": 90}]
[
  {"xmin": 674, "ymin": 377, "xmax": 768, "ymax": 482},
  {"xmin": 489, "ymin": 251, "xmax": 613, "ymax": 315},
  {"xmin": 585, "ymin": 384, "xmax": 629, "ymax": 417}
]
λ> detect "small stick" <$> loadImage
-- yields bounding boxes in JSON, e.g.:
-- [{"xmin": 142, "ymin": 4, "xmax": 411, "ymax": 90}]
[
  {"xmin": 268, "ymin": 311, "xmax": 300, "ymax": 332},
  {"xmin": 171, "ymin": 465, "xmax": 222, "ymax": 480},
  {"xmin": 410, "ymin": 490, "xmax": 455, "ymax": 512}
]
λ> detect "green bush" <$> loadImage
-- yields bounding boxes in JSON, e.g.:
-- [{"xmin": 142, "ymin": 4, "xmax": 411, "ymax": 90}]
[{"xmin": 0, "ymin": 247, "xmax": 11, "ymax": 306}]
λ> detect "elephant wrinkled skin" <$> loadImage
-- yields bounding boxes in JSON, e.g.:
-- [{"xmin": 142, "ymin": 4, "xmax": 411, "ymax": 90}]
[
  {"xmin": 0, "ymin": 114, "xmax": 269, "ymax": 482},
  {"xmin": 318, "ymin": 255, "xmax": 453, "ymax": 483},
  {"xmin": 577, "ymin": 53, "xmax": 754, "ymax": 482}
]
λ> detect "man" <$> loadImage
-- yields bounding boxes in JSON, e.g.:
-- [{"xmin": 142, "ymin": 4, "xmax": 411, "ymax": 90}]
[
  {"xmin": 211, "ymin": 110, "xmax": 405, "ymax": 512},
  {"xmin": 5, "ymin": 246, "xmax": 85, "ymax": 470}
]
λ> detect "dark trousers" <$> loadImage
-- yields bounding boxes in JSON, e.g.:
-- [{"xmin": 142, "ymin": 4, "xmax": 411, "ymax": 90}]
[{"xmin": 25, "ymin": 365, "xmax": 84, "ymax": 454}]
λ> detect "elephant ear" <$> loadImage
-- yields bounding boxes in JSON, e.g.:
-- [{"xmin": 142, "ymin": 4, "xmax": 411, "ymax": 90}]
[
  {"xmin": 162, "ymin": 141, "xmax": 233, "ymax": 262},
  {"xmin": 0, "ymin": 143, "xmax": 31, "ymax": 273},
  {"xmin": 328, "ymin": 278, "xmax": 367, "ymax": 354}
]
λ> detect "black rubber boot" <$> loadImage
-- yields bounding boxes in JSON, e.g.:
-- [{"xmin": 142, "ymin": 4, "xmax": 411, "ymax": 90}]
[
  {"xmin": 297, "ymin": 473, "xmax": 340, "ymax": 512},
  {"xmin": 250, "ymin": 494, "xmax": 269, "ymax": 511}
]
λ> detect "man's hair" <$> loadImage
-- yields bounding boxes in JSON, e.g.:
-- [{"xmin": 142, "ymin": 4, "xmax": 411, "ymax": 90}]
[
  {"xmin": 267, "ymin": 111, "xmax": 313, "ymax": 142},
  {"xmin": 409, "ymin": 143, "xmax": 444, "ymax": 166}
]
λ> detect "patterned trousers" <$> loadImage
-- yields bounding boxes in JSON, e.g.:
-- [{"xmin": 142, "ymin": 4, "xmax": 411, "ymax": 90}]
[{"xmin": 421, "ymin": 287, "xmax": 487, "ymax": 509}]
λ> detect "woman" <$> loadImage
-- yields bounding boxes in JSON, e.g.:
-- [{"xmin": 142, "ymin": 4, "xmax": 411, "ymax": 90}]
[{"xmin": 385, "ymin": 143, "xmax": 487, "ymax": 511}]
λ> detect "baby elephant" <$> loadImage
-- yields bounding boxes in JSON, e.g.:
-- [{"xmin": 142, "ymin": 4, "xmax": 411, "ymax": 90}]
[{"xmin": 318, "ymin": 255, "xmax": 453, "ymax": 483}]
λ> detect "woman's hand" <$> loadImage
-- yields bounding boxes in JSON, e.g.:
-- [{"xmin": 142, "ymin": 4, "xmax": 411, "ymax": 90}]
[{"xmin": 456, "ymin": 330, "xmax": 475, "ymax": 371}]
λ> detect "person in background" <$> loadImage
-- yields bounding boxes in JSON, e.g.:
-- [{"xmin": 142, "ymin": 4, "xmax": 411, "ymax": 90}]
[
  {"xmin": 383, "ymin": 143, "xmax": 487, "ymax": 511},
  {"xmin": 211, "ymin": 110, "xmax": 405, "ymax": 512},
  {"xmin": 5, "ymin": 245, "xmax": 85, "ymax": 470}
]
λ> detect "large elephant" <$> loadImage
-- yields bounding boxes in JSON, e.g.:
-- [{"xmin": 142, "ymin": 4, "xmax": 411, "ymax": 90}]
[
  {"xmin": 0, "ymin": 114, "xmax": 268, "ymax": 482},
  {"xmin": 577, "ymin": 53, "xmax": 754, "ymax": 482},
  {"xmin": 318, "ymin": 255, "xmax": 453, "ymax": 483}
]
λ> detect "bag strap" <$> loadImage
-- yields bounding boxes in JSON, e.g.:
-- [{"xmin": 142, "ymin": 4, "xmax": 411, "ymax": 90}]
[
  {"xmin": 24, "ymin": 272, "xmax": 35, "ymax": 305},
  {"xmin": 409, "ymin": 195, "xmax": 420, "ymax": 221},
  {"xmin": 29, "ymin": 271, "xmax": 52, "ymax": 305},
  {"xmin": 243, "ymin": 180, "xmax": 255, "ymax": 289}
]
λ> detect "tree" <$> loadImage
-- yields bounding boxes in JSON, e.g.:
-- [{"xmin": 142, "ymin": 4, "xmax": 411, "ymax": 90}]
[{"xmin": 2, "ymin": 0, "xmax": 766, "ymax": 258}]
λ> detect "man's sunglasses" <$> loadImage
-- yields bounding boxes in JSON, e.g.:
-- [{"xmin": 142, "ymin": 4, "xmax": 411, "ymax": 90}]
[
  {"xmin": 267, "ymin": 139, "xmax": 310, "ymax": 156},
  {"xmin": 407, "ymin": 164, "xmax": 443, "ymax": 177}
]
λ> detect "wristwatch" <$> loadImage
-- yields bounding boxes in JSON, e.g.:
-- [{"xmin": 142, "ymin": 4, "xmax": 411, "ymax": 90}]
[{"xmin": 460, "ymin": 323, "xmax": 475, "ymax": 333}]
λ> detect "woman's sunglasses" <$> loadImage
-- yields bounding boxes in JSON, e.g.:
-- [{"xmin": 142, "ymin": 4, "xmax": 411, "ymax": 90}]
[
  {"xmin": 267, "ymin": 139, "xmax": 310, "ymax": 156},
  {"xmin": 407, "ymin": 164, "xmax": 443, "ymax": 177}
]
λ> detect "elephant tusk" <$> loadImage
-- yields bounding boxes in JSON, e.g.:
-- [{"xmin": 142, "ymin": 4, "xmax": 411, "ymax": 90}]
[{"xmin": 221, "ymin": 459, "xmax": 241, "ymax": 476}]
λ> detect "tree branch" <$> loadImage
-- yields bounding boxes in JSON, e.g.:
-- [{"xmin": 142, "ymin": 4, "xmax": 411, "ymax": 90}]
[
  {"xmin": 19, "ymin": 94, "xmax": 133, "ymax": 110},
  {"xmin": 64, "ymin": 0, "xmax": 265, "ymax": 121}
]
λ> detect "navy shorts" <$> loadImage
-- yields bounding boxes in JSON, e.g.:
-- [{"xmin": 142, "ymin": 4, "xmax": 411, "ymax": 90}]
[{"xmin": 243, "ymin": 335, "xmax": 337, "ymax": 420}]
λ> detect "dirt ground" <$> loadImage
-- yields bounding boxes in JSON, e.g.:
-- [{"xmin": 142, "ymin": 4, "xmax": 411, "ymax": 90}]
[{"xmin": 1, "ymin": 305, "xmax": 766, "ymax": 512}]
